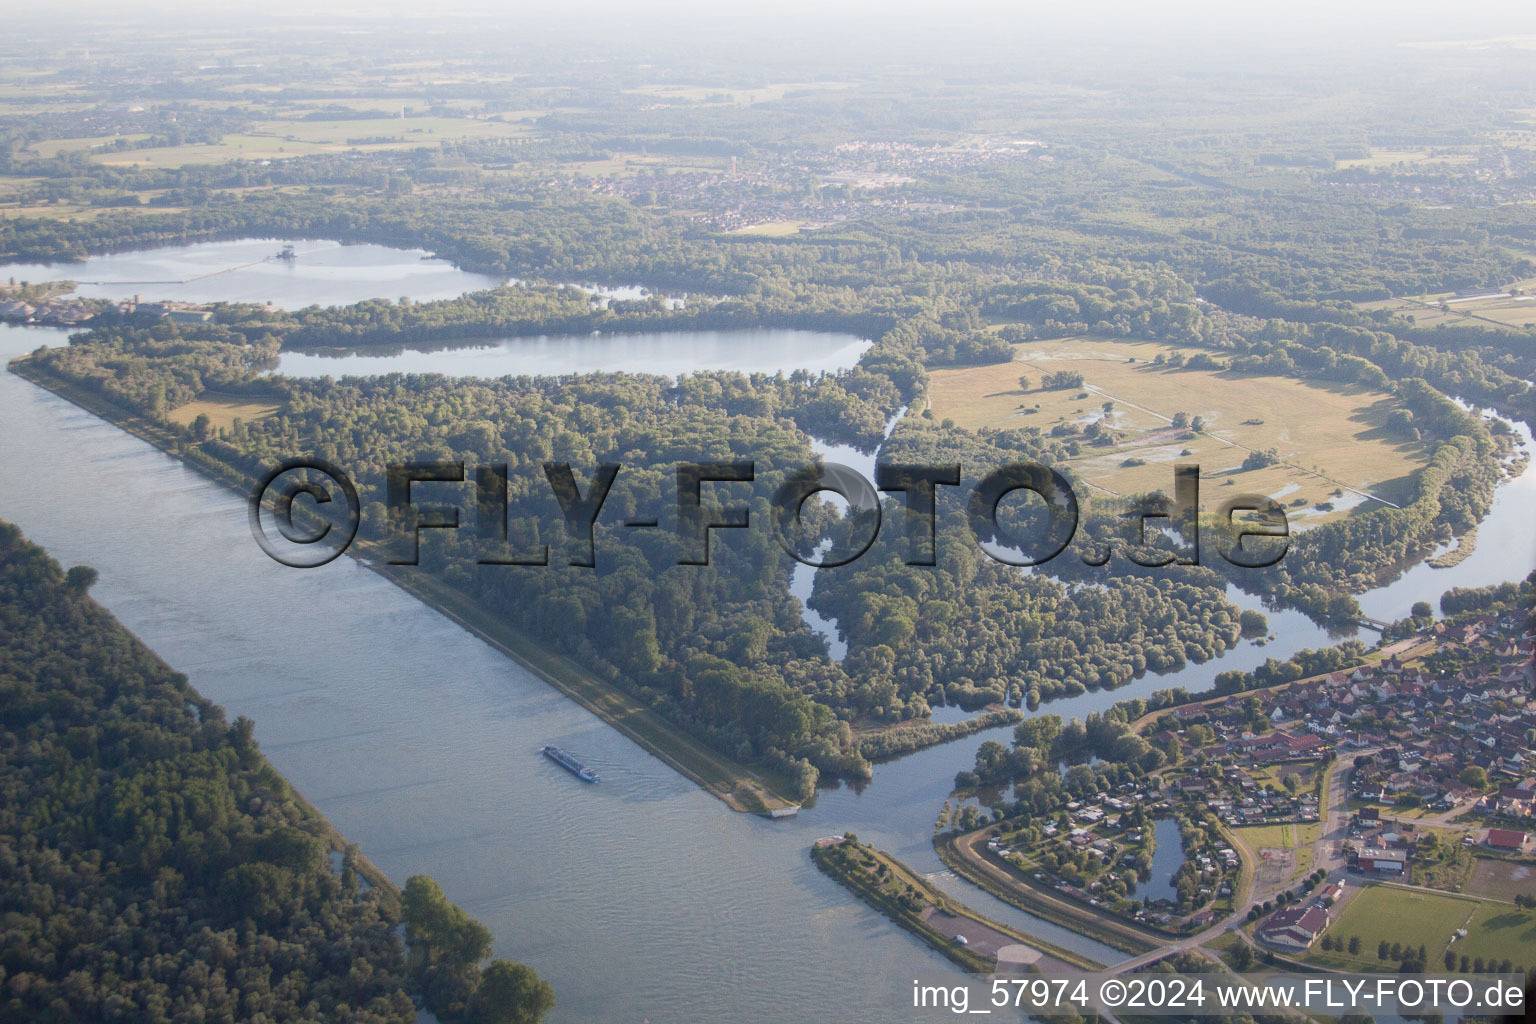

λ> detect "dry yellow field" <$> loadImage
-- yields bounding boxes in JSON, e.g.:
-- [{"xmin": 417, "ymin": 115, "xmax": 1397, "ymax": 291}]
[
  {"xmin": 168, "ymin": 395, "xmax": 280, "ymax": 433},
  {"xmin": 926, "ymin": 338, "xmax": 1429, "ymax": 525},
  {"xmin": 1359, "ymin": 278, "xmax": 1536, "ymax": 331}
]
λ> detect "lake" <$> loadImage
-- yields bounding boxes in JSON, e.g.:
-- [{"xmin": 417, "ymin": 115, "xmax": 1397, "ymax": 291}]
[
  {"xmin": 1140, "ymin": 818, "xmax": 1185, "ymax": 905},
  {"xmin": 2, "ymin": 237, "xmax": 871, "ymax": 379},
  {"xmin": 2, "ymin": 240, "xmax": 1534, "ymax": 1022},
  {"xmin": 2, "ymin": 238, "xmax": 507, "ymax": 309},
  {"xmin": 275, "ymin": 328, "xmax": 871, "ymax": 379}
]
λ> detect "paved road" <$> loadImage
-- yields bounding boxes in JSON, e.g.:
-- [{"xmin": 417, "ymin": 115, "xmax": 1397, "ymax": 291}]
[{"xmin": 1316, "ymin": 753, "xmax": 1356, "ymax": 876}]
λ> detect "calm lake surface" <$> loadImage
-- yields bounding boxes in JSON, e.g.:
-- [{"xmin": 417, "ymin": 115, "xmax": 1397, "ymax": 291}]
[
  {"xmin": 2, "ymin": 238, "xmax": 504, "ymax": 308},
  {"xmin": 2, "ymin": 242, "xmax": 1534, "ymax": 1022},
  {"xmin": 1141, "ymin": 818, "xmax": 1185, "ymax": 905},
  {"xmin": 276, "ymin": 328, "xmax": 871, "ymax": 379}
]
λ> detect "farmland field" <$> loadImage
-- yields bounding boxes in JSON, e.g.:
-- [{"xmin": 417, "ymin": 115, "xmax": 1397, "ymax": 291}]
[
  {"xmin": 1359, "ymin": 275, "xmax": 1536, "ymax": 331},
  {"xmin": 926, "ymin": 338, "xmax": 1428, "ymax": 525},
  {"xmin": 1333, "ymin": 148, "xmax": 1476, "ymax": 169},
  {"xmin": 89, "ymin": 116, "xmax": 536, "ymax": 168},
  {"xmin": 548, "ymin": 152, "xmax": 726, "ymax": 178},
  {"xmin": 731, "ymin": 220, "xmax": 811, "ymax": 236},
  {"xmin": 24, "ymin": 133, "xmax": 152, "ymax": 159},
  {"xmin": 625, "ymin": 81, "xmax": 857, "ymax": 104}
]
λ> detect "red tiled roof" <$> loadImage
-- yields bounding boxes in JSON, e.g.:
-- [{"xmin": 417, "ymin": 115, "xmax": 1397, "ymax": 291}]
[{"xmin": 1487, "ymin": 828, "xmax": 1527, "ymax": 849}]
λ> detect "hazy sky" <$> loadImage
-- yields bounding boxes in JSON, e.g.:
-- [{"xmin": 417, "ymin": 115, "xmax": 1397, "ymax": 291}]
[
  {"xmin": 19, "ymin": 0, "xmax": 1536, "ymax": 44},
  {"xmin": 8, "ymin": 0, "xmax": 1536, "ymax": 83}
]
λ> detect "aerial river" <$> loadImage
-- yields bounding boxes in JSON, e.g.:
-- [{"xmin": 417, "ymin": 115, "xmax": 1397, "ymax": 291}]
[{"xmin": 2, "ymin": 240, "xmax": 1532, "ymax": 1023}]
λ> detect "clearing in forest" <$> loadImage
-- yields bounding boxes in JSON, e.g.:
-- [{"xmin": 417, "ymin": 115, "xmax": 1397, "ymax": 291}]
[
  {"xmin": 926, "ymin": 338, "xmax": 1430, "ymax": 525},
  {"xmin": 167, "ymin": 394, "xmax": 280, "ymax": 433}
]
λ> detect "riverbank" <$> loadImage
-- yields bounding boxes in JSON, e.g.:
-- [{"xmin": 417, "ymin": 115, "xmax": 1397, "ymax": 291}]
[
  {"xmin": 262, "ymin": 747, "xmax": 403, "ymax": 911},
  {"xmin": 0, "ymin": 327, "xmax": 1122, "ymax": 1020},
  {"xmin": 856, "ymin": 706, "xmax": 1025, "ymax": 763},
  {"xmin": 935, "ymin": 830, "xmax": 1164, "ymax": 957},
  {"xmin": 7, "ymin": 354, "xmax": 801, "ymax": 815},
  {"xmin": 811, "ymin": 836, "xmax": 1103, "ymax": 972},
  {"xmin": 1120, "ymin": 636, "xmax": 1433, "ymax": 736},
  {"xmin": 369, "ymin": 562, "xmax": 800, "ymax": 815},
  {"xmin": 1426, "ymin": 524, "xmax": 1478, "ymax": 569}
]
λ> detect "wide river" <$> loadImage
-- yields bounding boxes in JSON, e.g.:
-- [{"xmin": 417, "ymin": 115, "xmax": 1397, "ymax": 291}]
[{"xmin": 2, "ymin": 241, "xmax": 1533, "ymax": 1023}]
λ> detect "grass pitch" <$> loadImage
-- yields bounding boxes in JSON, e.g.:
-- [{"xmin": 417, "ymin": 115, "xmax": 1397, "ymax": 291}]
[{"xmin": 1311, "ymin": 885, "xmax": 1482, "ymax": 968}]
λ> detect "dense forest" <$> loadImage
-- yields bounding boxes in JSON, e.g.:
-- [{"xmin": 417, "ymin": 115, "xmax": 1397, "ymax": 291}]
[{"xmin": 0, "ymin": 521, "xmax": 549, "ymax": 1024}]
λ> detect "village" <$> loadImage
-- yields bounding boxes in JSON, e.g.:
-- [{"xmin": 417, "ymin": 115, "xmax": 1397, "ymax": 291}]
[
  {"xmin": 1151, "ymin": 605, "xmax": 1533, "ymax": 828},
  {"xmin": 937, "ymin": 599, "xmax": 1535, "ymax": 975},
  {"xmin": 1146, "ymin": 604, "xmax": 1535, "ymax": 965},
  {"xmin": 581, "ymin": 136, "xmax": 1047, "ymax": 233}
]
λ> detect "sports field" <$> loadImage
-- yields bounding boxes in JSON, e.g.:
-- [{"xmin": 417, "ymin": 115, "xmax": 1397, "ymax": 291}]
[
  {"xmin": 1233, "ymin": 822, "xmax": 1320, "ymax": 852},
  {"xmin": 1234, "ymin": 821, "xmax": 1320, "ymax": 885},
  {"xmin": 1311, "ymin": 886, "xmax": 1479, "ymax": 968},
  {"xmin": 926, "ymin": 338, "xmax": 1428, "ymax": 525},
  {"xmin": 1455, "ymin": 900, "xmax": 1536, "ymax": 965}
]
